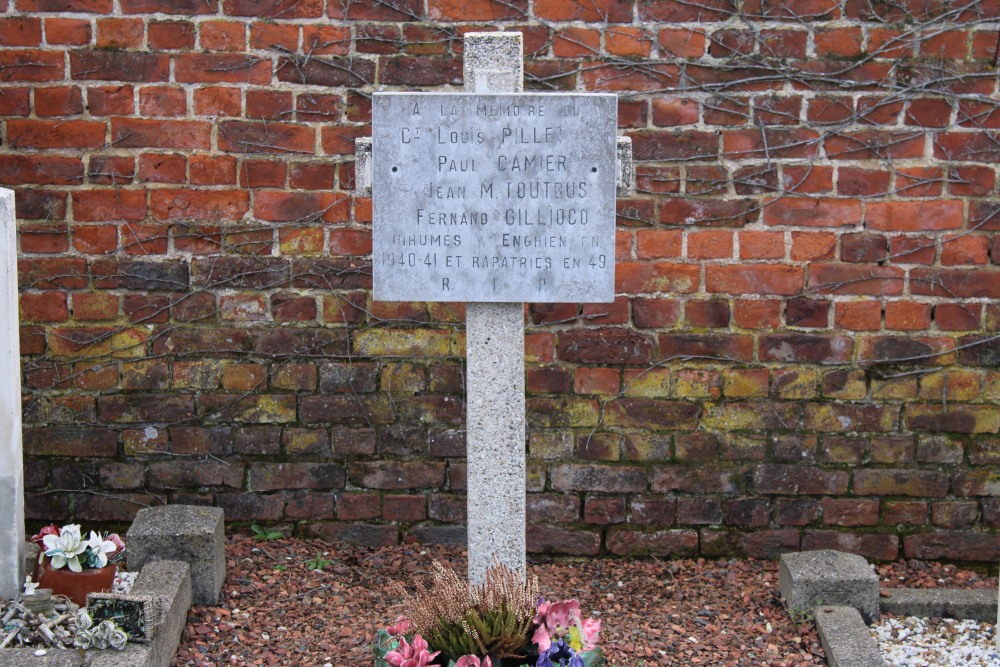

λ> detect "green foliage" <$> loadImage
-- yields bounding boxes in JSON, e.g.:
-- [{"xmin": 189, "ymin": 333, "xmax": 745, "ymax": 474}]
[
  {"xmin": 372, "ymin": 628, "xmax": 399, "ymax": 667},
  {"xmin": 306, "ymin": 554, "xmax": 334, "ymax": 571},
  {"xmin": 580, "ymin": 647, "xmax": 606, "ymax": 667},
  {"xmin": 250, "ymin": 524, "xmax": 283, "ymax": 541}
]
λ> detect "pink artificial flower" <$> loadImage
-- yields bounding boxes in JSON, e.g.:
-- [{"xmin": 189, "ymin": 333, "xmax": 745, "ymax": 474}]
[
  {"xmin": 455, "ymin": 656, "xmax": 492, "ymax": 667},
  {"xmin": 107, "ymin": 533, "xmax": 125, "ymax": 553},
  {"xmin": 386, "ymin": 616, "xmax": 410, "ymax": 637},
  {"xmin": 580, "ymin": 616, "xmax": 601, "ymax": 652},
  {"xmin": 31, "ymin": 525, "xmax": 59, "ymax": 545},
  {"xmin": 531, "ymin": 599, "xmax": 600, "ymax": 652},
  {"xmin": 384, "ymin": 634, "xmax": 440, "ymax": 667}
]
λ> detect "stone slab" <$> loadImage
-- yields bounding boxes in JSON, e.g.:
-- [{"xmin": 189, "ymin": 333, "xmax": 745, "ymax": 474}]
[
  {"xmin": 372, "ymin": 92, "xmax": 618, "ymax": 303},
  {"xmin": 879, "ymin": 587, "xmax": 998, "ymax": 622},
  {"xmin": 780, "ymin": 550, "xmax": 879, "ymax": 623},
  {"xmin": 815, "ymin": 606, "xmax": 888, "ymax": 667},
  {"xmin": 126, "ymin": 505, "xmax": 224, "ymax": 605},
  {"xmin": 88, "ymin": 560, "xmax": 192, "ymax": 667}
]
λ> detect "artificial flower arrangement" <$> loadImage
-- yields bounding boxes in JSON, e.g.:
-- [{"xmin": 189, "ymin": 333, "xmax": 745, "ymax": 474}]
[
  {"xmin": 373, "ymin": 562, "xmax": 603, "ymax": 667},
  {"xmin": 32, "ymin": 524, "xmax": 125, "ymax": 572}
]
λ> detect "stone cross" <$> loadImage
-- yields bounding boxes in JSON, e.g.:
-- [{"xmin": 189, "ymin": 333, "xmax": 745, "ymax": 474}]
[
  {"xmin": 357, "ymin": 33, "xmax": 632, "ymax": 584},
  {"xmin": 0, "ymin": 187, "xmax": 24, "ymax": 600}
]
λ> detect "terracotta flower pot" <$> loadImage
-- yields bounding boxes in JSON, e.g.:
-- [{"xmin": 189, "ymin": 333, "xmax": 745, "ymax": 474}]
[{"xmin": 35, "ymin": 558, "xmax": 117, "ymax": 607}]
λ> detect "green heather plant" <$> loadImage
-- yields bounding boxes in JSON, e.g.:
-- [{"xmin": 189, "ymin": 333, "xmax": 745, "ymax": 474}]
[{"xmin": 391, "ymin": 561, "xmax": 542, "ymax": 663}]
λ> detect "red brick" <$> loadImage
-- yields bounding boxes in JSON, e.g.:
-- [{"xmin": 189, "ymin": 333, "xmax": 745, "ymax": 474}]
[
  {"xmin": 724, "ymin": 129, "xmax": 819, "ymax": 160},
  {"xmin": 0, "ymin": 17, "xmax": 42, "ymax": 46},
  {"xmin": 19, "ymin": 223, "xmax": 67, "ymax": 253},
  {"xmin": 246, "ymin": 90, "xmax": 293, "ymax": 120},
  {"xmin": 640, "ymin": 0, "xmax": 735, "ymax": 20},
  {"xmin": 71, "ymin": 52, "xmax": 169, "ymax": 82},
  {"xmin": 635, "ymin": 166, "xmax": 680, "ymax": 194},
  {"xmin": 905, "ymin": 98, "xmax": 953, "ymax": 128},
  {"xmin": 867, "ymin": 201, "xmax": 964, "ymax": 232},
  {"xmin": 733, "ymin": 299, "xmax": 780, "ymax": 328},
  {"xmin": 255, "ymin": 191, "xmax": 347, "ymax": 223},
  {"xmin": 889, "ymin": 236, "xmax": 936, "ymax": 265},
  {"xmin": 151, "ymin": 189, "xmax": 248, "ymax": 222},
  {"xmin": 71, "ymin": 292, "xmax": 119, "ymax": 321},
  {"xmin": 836, "ymin": 301, "xmax": 882, "ymax": 331},
  {"xmin": 174, "ymin": 54, "xmax": 270, "ymax": 84},
  {"xmin": 199, "ymin": 20, "xmax": 245, "ymax": 51},
  {"xmin": 121, "ymin": 0, "xmax": 218, "ymax": 13},
  {"xmin": 934, "ymin": 303, "xmax": 980, "ymax": 331},
  {"xmin": 631, "ymin": 130, "xmax": 718, "ymax": 161},
  {"xmin": 948, "ymin": 166, "xmax": 995, "ymax": 196},
  {"xmin": 754, "ymin": 95, "xmax": 802, "ymax": 125},
  {"xmin": 686, "ymin": 165, "xmax": 728, "ymax": 195},
  {"xmin": 706, "ymin": 265, "xmax": 803, "ymax": 296},
  {"xmin": 249, "ymin": 21, "xmax": 298, "ymax": 51},
  {"xmin": 288, "ymin": 162, "xmax": 334, "ymax": 190},
  {"xmin": 111, "ymin": 118, "xmax": 211, "ymax": 149},
  {"xmin": 886, "ymin": 302, "xmax": 932, "ymax": 331},
  {"xmin": 687, "ymin": 230, "xmax": 733, "ymax": 259},
  {"xmin": 739, "ymin": 231, "xmax": 783, "ymax": 259},
  {"xmin": 650, "ymin": 98, "xmax": 698, "ymax": 127},
  {"xmin": 0, "ymin": 87, "xmax": 29, "ymax": 116},
  {"xmin": 941, "ymin": 235, "xmax": 990, "ymax": 265},
  {"xmin": 193, "ymin": 86, "xmax": 241, "ymax": 116},
  {"xmin": 138, "ymin": 86, "xmax": 186, "ymax": 117},
  {"xmin": 632, "ymin": 298, "xmax": 681, "ymax": 328},
  {"xmin": 616, "ymin": 262, "xmax": 699, "ymax": 294},
  {"xmin": 45, "ymin": 18, "xmax": 91, "ymax": 45},
  {"xmin": 8, "ymin": 120, "xmax": 105, "ymax": 149},
  {"xmin": 87, "ymin": 85, "xmax": 134, "ymax": 116},
  {"xmin": 328, "ymin": 229, "xmax": 371, "ymax": 255},
  {"xmin": 300, "ymin": 24, "xmax": 350, "ymax": 55},
  {"xmin": 73, "ymin": 190, "xmax": 145, "ymax": 222},
  {"xmin": 219, "ymin": 121, "xmax": 315, "ymax": 154},
  {"xmin": 34, "ymin": 86, "xmax": 83, "ymax": 117},
  {"xmin": 72, "ymin": 225, "xmax": 118, "ymax": 253},
  {"xmin": 552, "ymin": 27, "xmax": 599, "ymax": 58},
  {"xmin": 148, "ymin": 20, "xmax": 195, "ymax": 49},
  {"xmin": 189, "ymin": 155, "xmax": 236, "ymax": 185},
  {"xmin": 828, "ymin": 131, "xmax": 923, "ymax": 159},
  {"xmin": 815, "ymin": 27, "xmax": 862, "ymax": 57},
  {"xmin": 0, "ymin": 50, "xmax": 64, "ymax": 82},
  {"xmin": 20, "ymin": 292, "xmax": 68, "ymax": 322},
  {"xmin": 225, "ymin": 0, "xmax": 321, "ymax": 17},
  {"xmin": 96, "ymin": 18, "xmax": 144, "ymax": 49},
  {"xmin": 786, "ymin": 298, "xmax": 829, "ymax": 328},
  {"xmin": 763, "ymin": 197, "xmax": 861, "ymax": 228}
]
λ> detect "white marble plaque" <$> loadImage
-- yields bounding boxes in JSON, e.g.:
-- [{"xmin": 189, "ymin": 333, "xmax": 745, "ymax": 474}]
[{"xmin": 372, "ymin": 93, "xmax": 617, "ymax": 303}]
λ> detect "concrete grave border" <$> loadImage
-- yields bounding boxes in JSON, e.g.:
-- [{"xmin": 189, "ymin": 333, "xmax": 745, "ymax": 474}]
[
  {"xmin": 780, "ymin": 549, "xmax": 999, "ymax": 667},
  {"xmin": 1, "ymin": 505, "xmax": 223, "ymax": 667}
]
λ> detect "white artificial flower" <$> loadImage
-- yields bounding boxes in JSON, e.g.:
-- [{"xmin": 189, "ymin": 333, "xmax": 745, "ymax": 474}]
[
  {"xmin": 42, "ymin": 524, "xmax": 87, "ymax": 572},
  {"xmin": 109, "ymin": 627, "xmax": 128, "ymax": 650},
  {"xmin": 86, "ymin": 531, "xmax": 118, "ymax": 568}
]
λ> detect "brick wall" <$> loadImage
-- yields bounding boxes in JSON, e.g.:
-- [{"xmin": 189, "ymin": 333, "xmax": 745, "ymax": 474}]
[{"xmin": 6, "ymin": 0, "xmax": 1000, "ymax": 562}]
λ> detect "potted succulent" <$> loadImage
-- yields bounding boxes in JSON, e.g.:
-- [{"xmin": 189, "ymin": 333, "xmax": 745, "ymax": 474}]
[
  {"xmin": 32, "ymin": 524, "xmax": 125, "ymax": 606},
  {"xmin": 373, "ymin": 561, "xmax": 603, "ymax": 667}
]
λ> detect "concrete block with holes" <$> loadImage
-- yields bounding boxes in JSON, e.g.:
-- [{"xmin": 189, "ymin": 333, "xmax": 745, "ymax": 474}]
[{"xmin": 127, "ymin": 505, "xmax": 225, "ymax": 604}]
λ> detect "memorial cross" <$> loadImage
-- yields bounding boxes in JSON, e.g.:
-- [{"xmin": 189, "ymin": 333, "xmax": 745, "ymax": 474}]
[
  {"xmin": 357, "ymin": 33, "xmax": 632, "ymax": 584},
  {"xmin": 0, "ymin": 187, "xmax": 24, "ymax": 600}
]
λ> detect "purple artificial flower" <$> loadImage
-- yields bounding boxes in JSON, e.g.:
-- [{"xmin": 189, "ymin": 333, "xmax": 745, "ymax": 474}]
[{"xmin": 536, "ymin": 638, "xmax": 583, "ymax": 667}]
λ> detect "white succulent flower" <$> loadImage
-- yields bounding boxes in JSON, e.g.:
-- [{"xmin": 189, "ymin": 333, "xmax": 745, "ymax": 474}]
[
  {"xmin": 42, "ymin": 524, "xmax": 88, "ymax": 572},
  {"xmin": 86, "ymin": 531, "xmax": 118, "ymax": 568}
]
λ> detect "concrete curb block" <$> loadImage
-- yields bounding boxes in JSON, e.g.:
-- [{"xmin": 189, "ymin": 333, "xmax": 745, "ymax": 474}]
[
  {"xmin": 814, "ymin": 606, "xmax": 887, "ymax": 667},
  {"xmin": 0, "ymin": 560, "xmax": 191, "ymax": 667},
  {"xmin": 879, "ymin": 587, "xmax": 998, "ymax": 622},
  {"xmin": 88, "ymin": 560, "xmax": 192, "ymax": 667}
]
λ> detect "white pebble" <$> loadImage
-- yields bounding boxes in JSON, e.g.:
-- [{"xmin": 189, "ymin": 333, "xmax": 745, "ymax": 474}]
[
  {"xmin": 872, "ymin": 615, "xmax": 999, "ymax": 667},
  {"xmin": 34, "ymin": 649, "xmax": 47, "ymax": 656}
]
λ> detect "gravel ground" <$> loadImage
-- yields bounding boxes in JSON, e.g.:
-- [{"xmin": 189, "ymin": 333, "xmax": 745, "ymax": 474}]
[{"xmin": 170, "ymin": 535, "xmax": 996, "ymax": 667}]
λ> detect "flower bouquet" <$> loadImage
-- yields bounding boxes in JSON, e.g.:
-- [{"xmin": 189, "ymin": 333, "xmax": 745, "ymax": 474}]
[
  {"xmin": 31, "ymin": 524, "xmax": 125, "ymax": 606},
  {"xmin": 373, "ymin": 562, "xmax": 603, "ymax": 667}
]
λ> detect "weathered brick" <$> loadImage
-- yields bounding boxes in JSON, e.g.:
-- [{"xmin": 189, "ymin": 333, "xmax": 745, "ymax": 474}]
[
  {"xmin": 606, "ymin": 528, "xmax": 699, "ymax": 556},
  {"xmin": 753, "ymin": 464, "xmax": 849, "ymax": 495},
  {"xmin": 348, "ymin": 461, "xmax": 446, "ymax": 490},
  {"xmin": 551, "ymin": 464, "xmax": 648, "ymax": 493}
]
